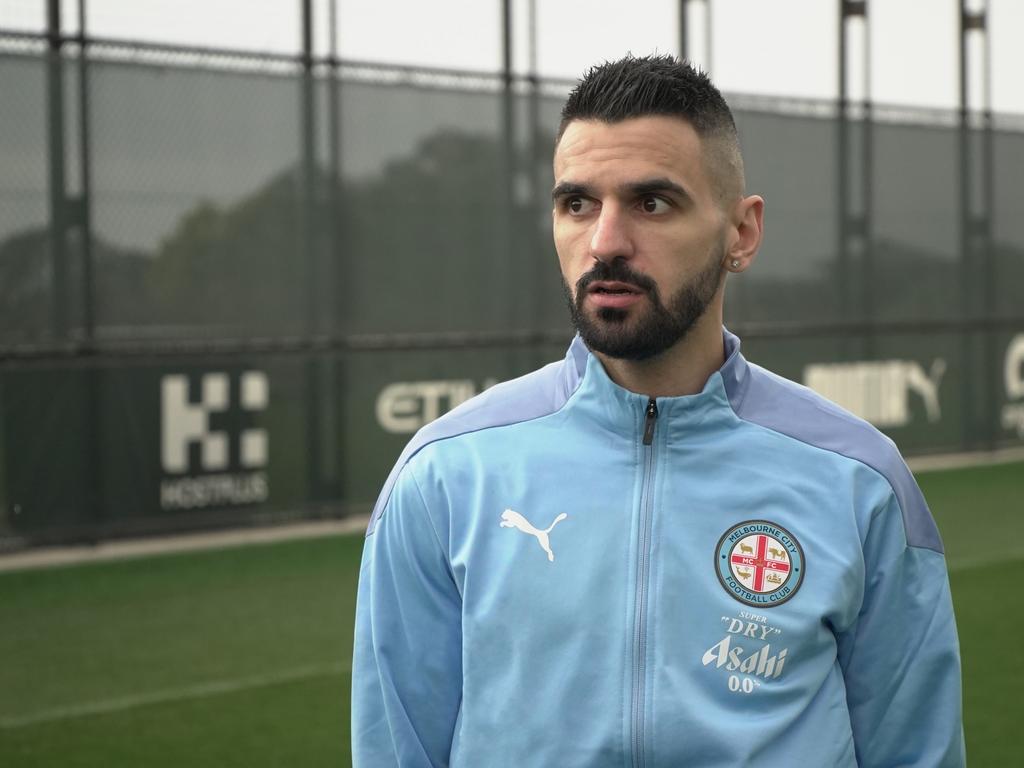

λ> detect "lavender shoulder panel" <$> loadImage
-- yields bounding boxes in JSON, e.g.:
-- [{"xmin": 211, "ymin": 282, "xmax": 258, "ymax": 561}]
[
  {"xmin": 721, "ymin": 358, "xmax": 944, "ymax": 554},
  {"xmin": 365, "ymin": 340, "xmax": 587, "ymax": 536}
]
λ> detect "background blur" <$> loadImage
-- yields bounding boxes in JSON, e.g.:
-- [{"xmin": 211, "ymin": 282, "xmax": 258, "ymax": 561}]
[
  {"xmin": 1, "ymin": 0, "xmax": 1022, "ymax": 547},
  {"xmin": 2, "ymin": 2, "xmax": 1023, "ymax": 766}
]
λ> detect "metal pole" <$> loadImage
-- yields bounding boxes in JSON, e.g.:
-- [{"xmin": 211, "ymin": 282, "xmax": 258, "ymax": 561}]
[
  {"xmin": 704, "ymin": 1, "xmax": 713, "ymax": 75},
  {"xmin": 838, "ymin": 0, "xmax": 847, "ymax": 109},
  {"xmin": 322, "ymin": 0, "xmax": 342, "ymax": 500},
  {"xmin": 526, "ymin": 0, "xmax": 546, "ymax": 345},
  {"xmin": 78, "ymin": 0, "xmax": 94, "ymax": 344},
  {"xmin": 860, "ymin": 4, "xmax": 874, "ymax": 358},
  {"xmin": 502, "ymin": 0, "xmax": 512, "ymax": 83},
  {"xmin": 679, "ymin": 0, "xmax": 688, "ymax": 61},
  {"xmin": 299, "ymin": 0, "xmax": 325, "ymax": 503},
  {"xmin": 959, "ymin": 0, "xmax": 994, "ymax": 448},
  {"xmin": 46, "ymin": 0, "xmax": 68, "ymax": 339},
  {"xmin": 500, "ymin": 0, "xmax": 516, "ymax": 329},
  {"xmin": 300, "ymin": 0, "xmax": 316, "ymax": 335},
  {"xmin": 957, "ymin": 0, "xmax": 974, "ymax": 448},
  {"xmin": 70, "ymin": 0, "xmax": 102, "ymax": 538}
]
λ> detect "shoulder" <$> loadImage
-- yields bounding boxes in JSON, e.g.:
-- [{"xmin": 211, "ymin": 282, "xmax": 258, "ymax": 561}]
[
  {"xmin": 728, "ymin": 360, "xmax": 942, "ymax": 553},
  {"xmin": 367, "ymin": 343, "xmax": 585, "ymax": 535}
]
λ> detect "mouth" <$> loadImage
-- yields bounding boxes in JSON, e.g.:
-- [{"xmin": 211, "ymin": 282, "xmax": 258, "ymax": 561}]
[
  {"xmin": 587, "ymin": 281, "xmax": 644, "ymax": 296},
  {"xmin": 585, "ymin": 281, "xmax": 646, "ymax": 309}
]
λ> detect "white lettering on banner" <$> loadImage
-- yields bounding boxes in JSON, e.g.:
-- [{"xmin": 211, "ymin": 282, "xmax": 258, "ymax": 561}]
[
  {"xmin": 803, "ymin": 359, "xmax": 946, "ymax": 428},
  {"xmin": 1005, "ymin": 336, "xmax": 1024, "ymax": 400},
  {"xmin": 162, "ymin": 374, "xmax": 229, "ymax": 472},
  {"xmin": 160, "ymin": 472, "xmax": 269, "ymax": 510},
  {"xmin": 160, "ymin": 371, "xmax": 270, "ymax": 511},
  {"xmin": 376, "ymin": 379, "xmax": 499, "ymax": 434},
  {"xmin": 1002, "ymin": 335, "xmax": 1024, "ymax": 438}
]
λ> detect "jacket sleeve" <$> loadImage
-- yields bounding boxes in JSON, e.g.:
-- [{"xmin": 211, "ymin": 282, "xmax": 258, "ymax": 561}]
[
  {"xmin": 836, "ymin": 491, "xmax": 965, "ymax": 767},
  {"xmin": 351, "ymin": 466, "xmax": 462, "ymax": 768}
]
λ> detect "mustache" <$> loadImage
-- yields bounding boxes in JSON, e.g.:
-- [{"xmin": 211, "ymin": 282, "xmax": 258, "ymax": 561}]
[{"xmin": 575, "ymin": 260, "xmax": 657, "ymax": 295}]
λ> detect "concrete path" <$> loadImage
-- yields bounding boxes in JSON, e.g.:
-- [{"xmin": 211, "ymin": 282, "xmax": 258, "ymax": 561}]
[{"xmin": 2, "ymin": 446, "xmax": 1022, "ymax": 574}]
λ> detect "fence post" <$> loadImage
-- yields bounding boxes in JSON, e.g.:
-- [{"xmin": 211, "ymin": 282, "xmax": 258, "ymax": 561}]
[
  {"xmin": 46, "ymin": 0, "xmax": 69, "ymax": 339},
  {"xmin": 959, "ymin": 0, "xmax": 995, "ymax": 449}
]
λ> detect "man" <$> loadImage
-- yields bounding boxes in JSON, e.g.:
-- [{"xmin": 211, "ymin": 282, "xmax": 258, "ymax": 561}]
[{"xmin": 352, "ymin": 55, "xmax": 964, "ymax": 767}]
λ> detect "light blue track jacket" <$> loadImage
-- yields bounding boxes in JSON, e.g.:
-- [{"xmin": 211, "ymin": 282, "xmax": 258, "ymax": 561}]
[{"xmin": 352, "ymin": 330, "xmax": 964, "ymax": 767}]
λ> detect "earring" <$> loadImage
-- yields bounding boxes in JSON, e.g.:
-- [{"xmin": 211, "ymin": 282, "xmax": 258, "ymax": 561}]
[{"xmin": 730, "ymin": 259, "xmax": 740, "ymax": 269}]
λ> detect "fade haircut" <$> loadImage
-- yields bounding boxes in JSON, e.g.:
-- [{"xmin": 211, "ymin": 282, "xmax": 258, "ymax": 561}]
[{"xmin": 557, "ymin": 54, "xmax": 745, "ymax": 206}]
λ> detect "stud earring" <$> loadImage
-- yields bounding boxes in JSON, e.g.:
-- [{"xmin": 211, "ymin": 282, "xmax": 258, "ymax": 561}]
[{"xmin": 730, "ymin": 259, "xmax": 740, "ymax": 269}]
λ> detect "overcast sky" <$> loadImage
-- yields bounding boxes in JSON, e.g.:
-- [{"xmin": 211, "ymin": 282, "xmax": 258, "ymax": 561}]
[{"xmin": 4, "ymin": 0, "xmax": 1022, "ymax": 115}]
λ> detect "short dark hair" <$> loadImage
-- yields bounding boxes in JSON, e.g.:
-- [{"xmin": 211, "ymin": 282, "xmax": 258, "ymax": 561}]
[{"xmin": 557, "ymin": 55, "xmax": 745, "ymax": 205}]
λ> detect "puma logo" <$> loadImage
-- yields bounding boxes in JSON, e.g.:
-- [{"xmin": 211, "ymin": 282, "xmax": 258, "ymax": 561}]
[{"xmin": 499, "ymin": 509, "xmax": 568, "ymax": 562}]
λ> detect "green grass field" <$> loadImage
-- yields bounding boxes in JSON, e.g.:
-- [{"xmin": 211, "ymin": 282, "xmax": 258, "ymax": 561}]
[{"xmin": 0, "ymin": 461, "xmax": 1020, "ymax": 767}]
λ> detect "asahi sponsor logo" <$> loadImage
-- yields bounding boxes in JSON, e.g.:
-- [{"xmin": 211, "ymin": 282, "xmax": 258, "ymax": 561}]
[
  {"xmin": 702, "ymin": 611, "xmax": 789, "ymax": 694},
  {"xmin": 1001, "ymin": 335, "xmax": 1024, "ymax": 439},
  {"xmin": 803, "ymin": 359, "xmax": 946, "ymax": 428},
  {"xmin": 160, "ymin": 371, "xmax": 269, "ymax": 510},
  {"xmin": 376, "ymin": 378, "xmax": 498, "ymax": 434}
]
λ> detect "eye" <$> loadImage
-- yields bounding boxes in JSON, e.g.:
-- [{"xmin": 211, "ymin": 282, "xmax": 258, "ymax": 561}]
[
  {"xmin": 639, "ymin": 195, "xmax": 670, "ymax": 214},
  {"xmin": 564, "ymin": 196, "xmax": 596, "ymax": 216}
]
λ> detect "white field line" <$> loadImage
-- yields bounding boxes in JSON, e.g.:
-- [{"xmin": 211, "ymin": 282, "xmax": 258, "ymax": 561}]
[
  {"xmin": 0, "ymin": 447, "xmax": 1021, "ymax": 573},
  {"xmin": 0, "ymin": 516, "xmax": 372, "ymax": 573},
  {"xmin": 0, "ymin": 552, "xmax": 1017, "ymax": 731},
  {"xmin": 907, "ymin": 445, "xmax": 1024, "ymax": 473},
  {"xmin": 947, "ymin": 547, "xmax": 1024, "ymax": 573},
  {"xmin": 0, "ymin": 660, "xmax": 350, "ymax": 730}
]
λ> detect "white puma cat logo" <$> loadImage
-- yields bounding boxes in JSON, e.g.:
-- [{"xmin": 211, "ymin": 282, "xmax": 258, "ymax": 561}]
[{"xmin": 499, "ymin": 509, "xmax": 568, "ymax": 562}]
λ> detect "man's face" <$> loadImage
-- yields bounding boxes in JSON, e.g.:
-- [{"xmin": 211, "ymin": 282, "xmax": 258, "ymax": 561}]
[{"xmin": 552, "ymin": 116, "xmax": 731, "ymax": 361}]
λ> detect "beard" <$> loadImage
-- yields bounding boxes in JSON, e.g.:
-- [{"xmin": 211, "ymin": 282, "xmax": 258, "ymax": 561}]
[{"xmin": 563, "ymin": 245, "xmax": 725, "ymax": 361}]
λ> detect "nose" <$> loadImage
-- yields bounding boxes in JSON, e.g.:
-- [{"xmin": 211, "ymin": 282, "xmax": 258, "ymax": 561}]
[{"xmin": 589, "ymin": 205, "xmax": 634, "ymax": 263}]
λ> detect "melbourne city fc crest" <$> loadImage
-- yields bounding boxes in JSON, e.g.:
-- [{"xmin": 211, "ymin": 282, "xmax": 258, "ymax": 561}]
[{"xmin": 716, "ymin": 520, "xmax": 805, "ymax": 607}]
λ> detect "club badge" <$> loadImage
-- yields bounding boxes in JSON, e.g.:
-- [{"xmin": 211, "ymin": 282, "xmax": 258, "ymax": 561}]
[{"xmin": 716, "ymin": 520, "xmax": 804, "ymax": 607}]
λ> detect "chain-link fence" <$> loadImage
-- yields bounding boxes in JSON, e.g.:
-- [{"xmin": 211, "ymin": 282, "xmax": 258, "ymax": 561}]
[{"xmin": 1, "ymin": 13, "xmax": 1022, "ymax": 547}]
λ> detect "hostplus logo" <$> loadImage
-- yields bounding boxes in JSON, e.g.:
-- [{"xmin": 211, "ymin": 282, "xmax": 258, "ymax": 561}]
[{"xmin": 159, "ymin": 371, "xmax": 269, "ymax": 510}]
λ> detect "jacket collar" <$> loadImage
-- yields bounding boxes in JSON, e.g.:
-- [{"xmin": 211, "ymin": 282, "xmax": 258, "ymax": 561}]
[{"xmin": 563, "ymin": 327, "xmax": 748, "ymax": 433}]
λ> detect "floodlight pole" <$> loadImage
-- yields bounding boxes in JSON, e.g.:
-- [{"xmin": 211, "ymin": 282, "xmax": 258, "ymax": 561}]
[
  {"xmin": 678, "ymin": 0, "xmax": 711, "ymax": 70},
  {"xmin": 837, "ymin": 0, "xmax": 871, "ymax": 356},
  {"xmin": 46, "ymin": 0, "xmax": 69, "ymax": 339},
  {"xmin": 78, "ymin": 0, "xmax": 95, "ymax": 345},
  {"xmin": 299, "ymin": 0, "xmax": 336, "ymax": 503},
  {"xmin": 679, "ymin": 0, "xmax": 689, "ymax": 61},
  {"xmin": 500, "ymin": 0, "xmax": 516, "ymax": 328},
  {"xmin": 300, "ymin": 0, "xmax": 317, "ymax": 336},
  {"xmin": 958, "ymin": 0, "xmax": 995, "ymax": 447},
  {"xmin": 327, "ymin": 0, "xmax": 341, "ymax": 332},
  {"xmin": 525, "ymin": 0, "xmax": 546, "ymax": 334},
  {"xmin": 322, "ymin": 0, "xmax": 342, "ymax": 501}
]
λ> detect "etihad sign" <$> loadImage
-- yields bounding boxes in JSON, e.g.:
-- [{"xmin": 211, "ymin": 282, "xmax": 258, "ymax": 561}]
[{"xmin": 376, "ymin": 378, "xmax": 498, "ymax": 434}]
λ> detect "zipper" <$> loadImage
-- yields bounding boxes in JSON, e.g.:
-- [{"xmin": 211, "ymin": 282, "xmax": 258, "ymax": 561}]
[
  {"xmin": 631, "ymin": 397, "xmax": 658, "ymax": 768},
  {"xmin": 642, "ymin": 398, "xmax": 658, "ymax": 445}
]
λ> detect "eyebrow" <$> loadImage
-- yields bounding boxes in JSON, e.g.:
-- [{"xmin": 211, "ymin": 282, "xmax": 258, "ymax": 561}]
[
  {"xmin": 551, "ymin": 181, "xmax": 589, "ymax": 201},
  {"xmin": 628, "ymin": 177, "xmax": 691, "ymax": 201},
  {"xmin": 551, "ymin": 178, "xmax": 692, "ymax": 203}
]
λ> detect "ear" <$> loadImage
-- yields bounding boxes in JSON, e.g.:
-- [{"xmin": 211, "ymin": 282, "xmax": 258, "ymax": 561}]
[{"xmin": 724, "ymin": 195, "xmax": 764, "ymax": 273}]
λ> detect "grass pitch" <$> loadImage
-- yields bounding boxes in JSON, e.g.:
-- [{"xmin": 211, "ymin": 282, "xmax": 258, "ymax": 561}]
[{"xmin": 0, "ymin": 462, "xmax": 1020, "ymax": 766}]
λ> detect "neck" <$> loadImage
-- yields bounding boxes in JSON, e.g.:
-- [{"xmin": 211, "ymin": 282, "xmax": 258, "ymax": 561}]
[{"xmin": 594, "ymin": 314, "xmax": 725, "ymax": 399}]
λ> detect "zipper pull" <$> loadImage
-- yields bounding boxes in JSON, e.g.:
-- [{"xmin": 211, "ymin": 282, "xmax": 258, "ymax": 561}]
[{"xmin": 642, "ymin": 398, "xmax": 658, "ymax": 446}]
